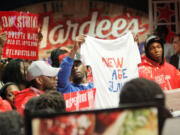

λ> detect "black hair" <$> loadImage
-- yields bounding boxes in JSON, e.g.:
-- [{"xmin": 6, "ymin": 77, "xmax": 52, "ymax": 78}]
[
  {"xmin": 154, "ymin": 25, "xmax": 169, "ymax": 44},
  {"xmin": 119, "ymin": 78, "xmax": 172, "ymax": 134},
  {"xmin": 0, "ymin": 82, "xmax": 19, "ymax": 100},
  {"xmin": 0, "ymin": 111, "xmax": 24, "ymax": 135},
  {"xmin": 120, "ymin": 78, "xmax": 165, "ymax": 104},
  {"xmin": 50, "ymin": 48, "xmax": 68, "ymax": 67},
  {"xmin": 155, "ymin": 25, "xmax": 168, "ymax": 36},
  {"xmin": 28, "ymin": 79, "xmax": 37, "ymax": 88},
  {"xmin": 144, "ymin": 35, "xmax": 164, "ymax": 64},
  {"xmin": 24, "ymin": 96, "xmax": 39, "ymax": 114},
  {"xmin": 35, "ymin": 91, "xmax": 66, "ymax": 112},
  {"xmin": 2, "ymin": 59, "xmax": 29, "ymax": 89}
]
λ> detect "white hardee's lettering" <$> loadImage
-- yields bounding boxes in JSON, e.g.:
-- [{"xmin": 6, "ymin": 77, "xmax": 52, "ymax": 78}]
[{"xmin": 40, "ymin": 11, "xmax": 147, "ymax": 48}]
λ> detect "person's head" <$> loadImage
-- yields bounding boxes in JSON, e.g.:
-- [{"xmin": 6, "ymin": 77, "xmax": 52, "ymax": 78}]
[
  {"xmin": 119, "ymin": 78, "xmax": 172, "ymax": 134},
  {"xmin": 0, "ymin": 110, "xmax": 24, "ymax": 135},
  {"xmin": 27, "ymin": 60, "xmax": 60, "ymax": 91},
  {"xmin": 120, "ymin": 78, "xmax": 165, "ymax": 104},
  {"xmin": 172, "ymin": 34, "xmax": 180, "ymax": 54},
  {"xmin": 50, "ymin": 47, "xmax": 69, "ymax": 67},
  {"xmin": 71, "ymin": 58, "xmax": 87, "ymax": 84},
  {"xmin": 35, "ymin": 91, "xmax": 66, "ymax": 112},
  {"xmin": 2, "ymin": 59, "xmax": 30, "ymax": 90},
  {"xmin": 154, "ymin": 25, "xmax": 168, "ymax": 44},
  {"xmin": 24, "ymin": 96, "xmax": 39, "ymax": 114},
  {"xmin": 0, "ymin": 82, "xmax": 20, "ymax": 108},
  {"xmin": 145, "ymin": 35, "xmax": 164, "ymax": 64}
]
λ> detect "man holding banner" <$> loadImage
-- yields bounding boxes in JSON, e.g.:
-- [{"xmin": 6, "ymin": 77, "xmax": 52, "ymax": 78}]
[
  {"xmin": 58, "ymin": 32, "xmax": 140, "ymax": 110},
  {"xmin": 57, "ymin": 34, "xmax": 94, "ymax": 94},
  {"xmin": 57, "ymin": 35, "xmax": 95, "ymax": 111}
]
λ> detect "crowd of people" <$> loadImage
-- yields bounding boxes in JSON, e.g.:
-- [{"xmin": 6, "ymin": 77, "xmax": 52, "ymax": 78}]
[{"xmin": 0, "ymin": 24, "xmax": 179, "ymax": 135}]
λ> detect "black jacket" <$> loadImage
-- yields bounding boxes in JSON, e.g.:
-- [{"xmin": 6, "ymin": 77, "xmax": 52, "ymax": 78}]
[{"xmin": 170, "ymin": 54, "xmax": 179, "ymax": 70}]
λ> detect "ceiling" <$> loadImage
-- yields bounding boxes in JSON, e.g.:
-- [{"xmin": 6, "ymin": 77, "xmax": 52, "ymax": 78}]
[{"xmin": 0, "ymin": 0, "xmax": 148, "ymax": 12}]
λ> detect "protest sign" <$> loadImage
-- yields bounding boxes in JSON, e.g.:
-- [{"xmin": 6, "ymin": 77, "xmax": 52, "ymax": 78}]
[
  {"xmin": 63, "ymin": 88, "xmax": 96, "ymax": 112},
  {"xmin": 0, "ymin": 11, "xmax": 39, "ymax": 60}
]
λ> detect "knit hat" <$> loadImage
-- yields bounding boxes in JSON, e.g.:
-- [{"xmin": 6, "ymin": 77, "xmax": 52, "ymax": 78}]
[{"xmin": 144, "ymin": 35, "xmax": 164, "ymax": 64}]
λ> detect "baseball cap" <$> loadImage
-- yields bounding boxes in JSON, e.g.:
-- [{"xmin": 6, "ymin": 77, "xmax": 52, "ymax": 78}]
[
  {"xmin": 74, "ymin": 52, "xmax": 81, "ymax": 61},
  {"xmin": 27, "ymin": 61, "xmax": 60, "ymax": 81}
]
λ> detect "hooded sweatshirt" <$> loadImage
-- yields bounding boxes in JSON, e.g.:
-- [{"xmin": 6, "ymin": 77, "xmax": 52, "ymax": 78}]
[{"xmin": 138, "ymin": 55, "xmax": 180, "ymax": 90}]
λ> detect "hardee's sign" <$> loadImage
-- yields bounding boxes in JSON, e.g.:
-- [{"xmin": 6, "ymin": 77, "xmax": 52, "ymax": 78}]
[{"xmin": 39, "ymin": 11, "xmax": 148, "ymax": 49}]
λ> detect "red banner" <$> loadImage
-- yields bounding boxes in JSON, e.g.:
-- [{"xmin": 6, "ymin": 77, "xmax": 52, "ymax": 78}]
[
  {"xmin": 0, "ymin": 11, "xmax": 39, "ymax": 60},
  {"xmin": 63, "ymin": 88, "xmax": 96, "ymax": 112}
]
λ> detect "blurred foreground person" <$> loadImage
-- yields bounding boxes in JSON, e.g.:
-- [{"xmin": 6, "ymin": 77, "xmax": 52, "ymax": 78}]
[
  {"xmin": 119, "ymin": 78, "xmax": 172, "ymax": 134},
  {"xmin": 35, "ymin": 91, "xmax": 66, "ymax": 112},
  {"xmin": 25, "ymin": 91, "xmax": 66, "ymax": 114},
  {"xmin": 0, "ymin": 110, "xmax": 24, "ymax": 135}
]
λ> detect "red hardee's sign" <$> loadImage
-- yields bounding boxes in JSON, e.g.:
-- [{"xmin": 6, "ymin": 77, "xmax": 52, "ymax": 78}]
[
  {"xmin": 39, "ymin": 10, "xmax": 148, "ymax": 50},
  {"xmin": 63, "ymin": 88, "xmax": 96, "ymax": 112},
  {"xmin": 0, "ymin": 11, "xmax": 39, "ymax": 60}
]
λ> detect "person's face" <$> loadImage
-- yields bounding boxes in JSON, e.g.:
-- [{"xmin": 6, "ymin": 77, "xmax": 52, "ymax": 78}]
[
  {"xmin": 148, "ymin": 42, "xmax": 163, "ymax": 63},
  {"xmin": 172, "ymin": 36, "xmax": 180, "ymax": 54},
  {"xmin": 40, "ymin": 76, "xmax": 58, "ymax": 91},
  {"xmin": 71, "ymin": 61, "xmax": 86, "ymax": 83},
  {"xmin": 5, "ymin": 85, "xmax": 20, "ymax": 106}
]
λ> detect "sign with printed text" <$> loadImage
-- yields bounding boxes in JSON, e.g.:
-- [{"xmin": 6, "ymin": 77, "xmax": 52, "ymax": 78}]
[
  {"xmin": 16, "ymin": 1, "xmax": 150, "ymax": 60},
  {"xmin": 63, "ymin": 88, "xmax": 96, "ymax": 112},
  {"xmin": 39, "ymin": 10, "xmax": 149, "ymax": 50},
  {"xmin": 0, "ymin": 11, "xmax": 39, "ymax": 60}
]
